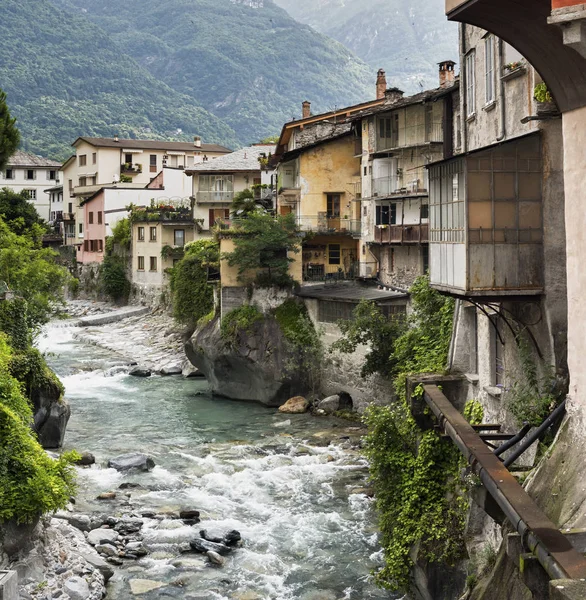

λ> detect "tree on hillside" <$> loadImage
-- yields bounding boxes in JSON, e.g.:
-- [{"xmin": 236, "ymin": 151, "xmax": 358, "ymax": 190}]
[
  {"xmin": 223, "ymin": 212, "xmax": 300, "ymax": 286},
  {"xmin": 0, "ymin": 217, "xmax": 68, "ymax": 329},
  {"xmin": 230, "ymin": 189, "xmax": 258, "ymax": 219},
  {"xmin": 0, "ymin": 188, "xmax": 43, "ymax": 235},
  {"xmin": 0, "ymin": 90, "xmax": 20, "ymax": 171}
]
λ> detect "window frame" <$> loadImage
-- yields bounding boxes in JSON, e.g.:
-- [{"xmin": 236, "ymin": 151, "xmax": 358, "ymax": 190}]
[
  {"xmin": 466, "ymin": 50, "xmax": 476, "ymax": 117},
  {"xmin": 138, "ymin": 256, "xmax": 145, "ymax": 271},
  {"xmin": 485, "ymin": 36, "xmax": 495, "ymax": 106},
  {"xmin": 149, "ymin": 226, "xmax": 157, "ymax": 242},
  {"xmin": 149, "ymin": 256, "xmax": 158, "ymax": 271},
  {"xmin": 89, "ymin": 212, "xmax": 94, "ymax": 225},
  {"xmin": 25, "ymin": 169, "xmax": 35, "ymax": 181},
  {"xmin": 79, "ymin": 155, "xmax": 87, "ymax": 167},
  {"xmin": 137, "ymin": 226, "xmax": 145, "ymax": 241}
]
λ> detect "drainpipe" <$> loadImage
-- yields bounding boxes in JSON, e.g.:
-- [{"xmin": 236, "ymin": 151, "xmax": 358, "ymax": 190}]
[
  {"xmin": 460, "ymin": 24, "xmax": 468, "ymax": 154},
  {"xmin": 497, "ymin": 38, "xmax": 507, "ymax": 141}
]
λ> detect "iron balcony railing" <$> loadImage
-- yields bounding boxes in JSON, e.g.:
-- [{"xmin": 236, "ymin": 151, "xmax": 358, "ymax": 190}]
[
  {"xmin": 372, "ymin": 167, "xmax": 429, "ymax": 198},
  {"xmin": 196, "ymin": 191, "xmax": 235, "ymax": 203},
  {"xmin": 297, "ymin": 215, "xmax": 361, "ymax": 236},
  {"xmin": 374, "ymin": 224, "xmax": 429, "ymax": 244},
  {"xmin": 303, "ymin": 262, "xmax": 359, "ymax": 282},
  {"xmin": 376, "ymin": 122, "xmax": 443, "ymax": 152}
]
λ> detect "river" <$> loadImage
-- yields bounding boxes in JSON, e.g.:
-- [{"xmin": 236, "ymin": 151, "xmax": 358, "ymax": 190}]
[{"xmin": 40, "ymin": 320, "xmax": 396, "ymax": 600}]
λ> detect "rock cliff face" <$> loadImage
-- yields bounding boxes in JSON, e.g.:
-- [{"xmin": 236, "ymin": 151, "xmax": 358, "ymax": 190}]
[{"xmin": 185, "ymin": 316, "xmax": 306, "ymax": 406}]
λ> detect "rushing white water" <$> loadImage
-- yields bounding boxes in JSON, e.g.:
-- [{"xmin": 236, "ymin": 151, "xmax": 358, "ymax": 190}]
[{"xmin": 41, "ymin": 322, "xmax": 396, "ymax": 600}]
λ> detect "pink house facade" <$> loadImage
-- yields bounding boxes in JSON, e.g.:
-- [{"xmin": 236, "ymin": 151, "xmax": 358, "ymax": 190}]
[{"xmin": 76, "ymin": 191, "xmax": 106, "ymax": 265}]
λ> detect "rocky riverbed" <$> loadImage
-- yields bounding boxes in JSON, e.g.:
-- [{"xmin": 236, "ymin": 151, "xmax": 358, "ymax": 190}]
[{"xmin": 11, "ymin": 305, "xmax": 396, "ymax": 600}]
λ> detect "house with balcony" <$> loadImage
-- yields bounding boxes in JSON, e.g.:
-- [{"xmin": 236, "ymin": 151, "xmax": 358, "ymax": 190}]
[
  {"xmin": 0, "ymin": 150, "xmax": 61, "ymax": 221},
  {"xmin": 130, "ymin": 201, "xmax": 200, "ymax": 304},
  {"xmin": 63, "ymin": 136, "xmax": 230, "ymax": 250},
  {"xmin": 185, "ymin": 144, "xmax": 276, "ymax": 232},
  {"xmin": 356, "ymin": 62, "xmax": 459, "ymax": 289},
  {"xmin": 427, "ymin": 25, "xmax": 567, "ymax": 504}
]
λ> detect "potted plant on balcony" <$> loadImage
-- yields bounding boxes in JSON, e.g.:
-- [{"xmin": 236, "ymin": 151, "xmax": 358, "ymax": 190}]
[{"xmin": 533, "ymin": 83, "xmax": 558, "ymax": 116}]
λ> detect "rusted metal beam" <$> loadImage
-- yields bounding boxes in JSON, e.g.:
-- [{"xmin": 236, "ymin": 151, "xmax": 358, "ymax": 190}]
[{"xmin": 420, "ymin": 384, "xmax": 586, "ymax": 581}]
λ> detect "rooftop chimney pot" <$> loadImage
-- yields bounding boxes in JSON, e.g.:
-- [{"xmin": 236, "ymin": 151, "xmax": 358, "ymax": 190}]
[
  {"xmin": 384, "ymin": 87, "xmax": 404, "ymax": 103},
  {"xmin": 302, "ymin": 101, "xmax": 311, "ymax": 119},
  {"xmin": 194, "ymin": 135, "xmax": 202, "ymax": 148},
  {"xmin": 439, "ymin": 60, "xmax": 457, "ymax": 89},
  {"xmin": 376, "ymin": 69, "xmax": 387, "ymax": 100}
]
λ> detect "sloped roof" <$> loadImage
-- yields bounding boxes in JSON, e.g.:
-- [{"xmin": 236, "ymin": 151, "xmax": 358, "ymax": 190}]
[
  {"xmin": 296, "ymin": 283, "xmax": 408, "ymax": 303},
  {"xmin": 185, "ymin": 145, "xmax": 276, "ymax": 174},
  {"xmin": 72, "ymin": 137, "xmax": 232, "ymax": 154},
  {"xmin": 7, "ymin": 150, "xmax": 61, "ymax": 168}
]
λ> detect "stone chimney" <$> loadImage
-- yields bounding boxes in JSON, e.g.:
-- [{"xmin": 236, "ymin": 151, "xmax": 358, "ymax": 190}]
[
  {"xmin": 384, "ymin": 87, "xmax": 404, "ymax": 103},
  {"xmin": 376, "ymin": 69, "xmax": 387, "ymax": 99},
  {"xmin": 439, "ymin": 60, "xmax": 456, "ymax": 88},
  {"xmin": 302, "ymin": 101, "xmax": 311, "ymax": 119},
  {"xmin": 194, "ymin": 135, "xmax": 202, "ymax": 148}
]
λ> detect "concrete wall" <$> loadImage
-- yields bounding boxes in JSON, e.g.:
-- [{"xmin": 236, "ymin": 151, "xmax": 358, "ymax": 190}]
[
  {"xmin": 219, "ymin": 237, "xmax": 302, "ymax": 286},
  {"xmin": 377, "ymin": 245, "xmax": 426, "ymax": 289}
]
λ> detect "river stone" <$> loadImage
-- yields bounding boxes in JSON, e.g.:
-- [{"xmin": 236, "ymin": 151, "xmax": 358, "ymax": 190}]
[
  {"xmin": 129, "ymin": 579, "xmax": 167, "ymax": 595},
  {"xmin": 318, "ymin": 395, "xmax": 340, "ymax": 415},
  {"xmin": 97, "ymin": 492, "xmax": 116, "ymax": 500},
  {"xmin": 206, "ymin": 551, "xmax": 225, "ymax": 566},
  {"xmin": 129, "ymin": 366, "xmax": 151, "ymax": 378},
  {"xmin": 95, "ymin": 543, "xmax": 118, "ymax": 557},
  {"xmin": 80, "ymin": 552, "xmax": 114, "ymax": 582},
  {"xmin": 180, "ymin": 510, "xmax": 200, "ymax": 520},
  {"xmin": 37, "ymin": 400, "xmax": 71, "ymax": 449},
  {"xmin": 182, "ymin": 362, "xmax": 203, "ymax": 378},
  {"xmin": 63, "ymin": 576, "xmax": 90, "ymax": 600},
  {"xmin": 278, "ymin": 396, "xmax": 309, "ymax": 414},
  {"xmin": 160, "ymin": 363, "xmax": 183, "ymax": 376},
  {"xmin": 184, "ymin": 315, "xmax": 310, "ymax": 406},
  {"xmin": 53, "ymin": 512, "xmax": 91, "ymax": 532},
  {"xmin": 190, "ymin": 538, "xmax": 232, "ymax": 556},
  {"xmin": 75, "ymin": 451, "xmax": 96, "ymax": 466},
  {"xmin": 87, "ymin": 528, "xmax": 119, "ymax": 546},
  {"xmin": 107, "ymin": 453, "xmax": 155, "ymax": 472}
]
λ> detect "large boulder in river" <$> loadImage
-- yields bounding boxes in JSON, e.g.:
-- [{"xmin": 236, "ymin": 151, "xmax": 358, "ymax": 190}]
[
  {"xmin": 184, "ymin": 314, "xmax": 309, "ymax": 407},
  {"xmin": 36, "ymin": 399, "xmax": 71, "ymax": 449},
  {"xmin": 279, "ymin": 396, "xmax": 310, "ymax": 414},
  {"xmin": 107, "ymin": 453, "xmax": 155, "ymax": 472}
]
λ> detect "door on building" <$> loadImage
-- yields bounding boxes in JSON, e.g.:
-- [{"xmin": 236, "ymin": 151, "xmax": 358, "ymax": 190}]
[
  {"xmin": 372, "ymin": 158, "xmax": 399, "ymax": 196},
  {"xmin": 327, "ymin": 194, "xmax": 341, "ymax": 230}
]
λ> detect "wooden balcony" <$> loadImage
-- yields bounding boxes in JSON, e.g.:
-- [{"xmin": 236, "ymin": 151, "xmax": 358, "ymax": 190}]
[{"xmin": 374, "ymin": 224, "xmax": 429, "ymax": 244}]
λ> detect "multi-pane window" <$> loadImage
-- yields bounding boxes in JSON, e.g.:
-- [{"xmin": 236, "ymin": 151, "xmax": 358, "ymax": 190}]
[
  {"xmin": 149, "ymin": 226, "xmax": 157, "ymax": 241},
  {"xmin": 377, "ymin": 114, "xmax": 399, "ymax": 149},
  {"xmin": 466, "ymin": 51, "xmax": 476, "ymax": 116},
  {"xmin": 174, "ymin": 229, "xmax": 185, "ymax": 247},
  {"xmin": 79, "ymin": 177, "xmax": 87, "ymax": 187},
  {"xmin": 150, "ymin": 155, "xmax": 157, "ymax": 173},
  {"xmin": 138, "ymin": 256, "xmax": 145, "ymax": 271},
  {"xmin": 25, "ymin": 169, "xmax": 35, "ymax": 180},
  {"xmin": 79, "ymin": 155, "xmax": 87, "ymax": 167},
  {"xmin": 138, "ymin": 226, "xmax": 145, "ymax": 241},
  {"xmin": 25, "ymin": 189, "xmax": 37, "ymax": 200},
  {"xmin": 328, "ymin": 244, "xmax": 341, "ymax": 265},
  {"xmin": 375, "ymin": 203, "xmax": 397, "ymax": 225},
  {"xmin": 326, "ymin": 194, "xmax": 341, "ymax": 218},
  {"xmin": 485, "ymin": 36, "xmax": 495, "ymax": 105},
  {"xmin": 149, "ymin": 256, "xmax": 157, "ymax": 271}
]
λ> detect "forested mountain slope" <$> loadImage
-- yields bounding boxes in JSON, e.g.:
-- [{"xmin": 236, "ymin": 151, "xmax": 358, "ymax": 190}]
[
  {"xmin": 273, "ymin": 0, "xmax": 458, "ymax": 93},
  {"xmin": 0, "ymin": 0, "xmax": 241, "ymax": 159},
  {"xmin": 43, "ymin": 0, "xmax": 374, "ymax": 152}
]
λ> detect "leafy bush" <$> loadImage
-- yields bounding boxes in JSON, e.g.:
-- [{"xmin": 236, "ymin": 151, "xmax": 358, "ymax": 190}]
[
  {"xmin": 221, "ymin": 305, "xmax": 264, "ymax": 346},
  {"xmin": 0, "ymin": 334, "xmax": 77, "ymax": 524},
  {"xmin": 274, "ymin": 299, "xmax": 323, "ymax": 391},
  {"xmin": 170, "ymin": 240, "xmax": 218, "ymax": 326},
  {"xmin": 101, "ymin": 255, "xmax": 130, "ymax": 302},
  {"xmin": 110, "ymin": 218, "xmax": 131, "ymax": 249}
]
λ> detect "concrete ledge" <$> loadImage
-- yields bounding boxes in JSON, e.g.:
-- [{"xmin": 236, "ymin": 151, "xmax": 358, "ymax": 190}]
[
  {"xmin": 550, "ymin": 580, "xmax": 586, "ymax": 600},
  {"xmin": 0, "ymin": 570, "xmax": 18, "ymax": 600},
  {"xmin": 77, "ymin": 306, "xmax": 150, "ymax": 327}
]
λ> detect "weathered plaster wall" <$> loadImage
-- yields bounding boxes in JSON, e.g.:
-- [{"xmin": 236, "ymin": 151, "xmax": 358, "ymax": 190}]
[{"xmin": 377, "ymin": 245, "xmax": 425, "ymax": 289}]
